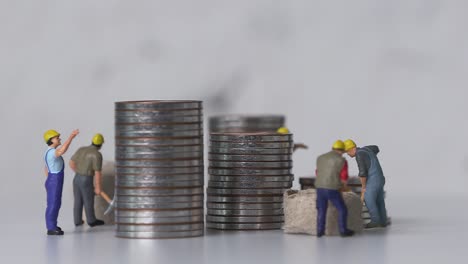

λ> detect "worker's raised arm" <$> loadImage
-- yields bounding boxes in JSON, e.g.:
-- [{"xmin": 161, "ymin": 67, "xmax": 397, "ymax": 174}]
[{"xmin": 55, "ymin": 129, "xmax": 79, "ymax": 157}]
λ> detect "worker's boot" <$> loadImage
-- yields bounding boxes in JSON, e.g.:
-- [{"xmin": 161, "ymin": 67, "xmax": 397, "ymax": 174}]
[
  {"xmin": 364, "ymin": 222, "xmax": 381, "ymax": 229},
  {"xmin": 47, "ymin": 228, "xmax": 64, "ymax": 235},
  {"xmin": 88, "ymin": 219, "xmax": 105, "ymax": 227},
  {"xmin": 340, "ymin": 230, "xmax": 355, "ymax": 237}
]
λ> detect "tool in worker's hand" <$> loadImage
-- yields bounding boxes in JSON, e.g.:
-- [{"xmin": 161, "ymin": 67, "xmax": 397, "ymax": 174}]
[{"xmin": 100, "ymin": 191, "xmax": 116, "ymax": 215}]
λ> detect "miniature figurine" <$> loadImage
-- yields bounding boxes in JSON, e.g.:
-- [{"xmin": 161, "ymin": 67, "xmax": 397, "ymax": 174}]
[
  {"xmin": 276, "ymin": 127, "xmax": 308, "ymax": 151},
  {"xmin": 69, "ymin": 134, "xmax": 105, "ymax": 227},
  {"xmin": 43, "ymin": 129, "xmax": 79, "ymax": 235},
  {"xmin": 315, "ymin": 140, "xmax": 355, "ymax": 237},
  {"xmin": 344, "ymin": 139, "xmax": 387, "ymax": 228}
]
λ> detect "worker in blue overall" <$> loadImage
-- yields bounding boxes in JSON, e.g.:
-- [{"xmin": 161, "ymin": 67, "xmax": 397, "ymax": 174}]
[
  {"xmin": 43, "ymin": 129, "xmax": 79, "ymax": 235},
  {"xmin": 344, "ymin": 139, "xmax": 387, "ymax": 229},
  {"xmin": 315, "ymin": 140, "xmax": 355, "ymax": 237}
]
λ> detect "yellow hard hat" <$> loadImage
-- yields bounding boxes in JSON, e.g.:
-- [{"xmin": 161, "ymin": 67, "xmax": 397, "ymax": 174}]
[
  {"xmin": 277, "ymin": 127, "xmax": 290, "ymax": 134},
  {"xmin": 344, "ymin": 139, "xmax": 357, "ymax": 151},
  {"xmin": 332, "ymin": 140, "xmax": 345, "ymax": 150},
  {"xmin": 44, "ymin": 129, "xmax": 60, "ymax": 143},
  {"xmin": 92, "ymin": 133, "xmax": 104, "ymax": 145}
]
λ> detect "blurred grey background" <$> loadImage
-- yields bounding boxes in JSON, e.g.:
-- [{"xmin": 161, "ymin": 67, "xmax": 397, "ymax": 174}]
[{"xmin": 0, "ymin": 1, "xmax": 467, "ymax": 259}]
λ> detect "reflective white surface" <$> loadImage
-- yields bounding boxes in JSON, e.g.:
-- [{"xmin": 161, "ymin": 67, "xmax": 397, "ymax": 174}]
[
  {"xmin": 1, "ymin": 1, "xmax": 467, "ymax": 262},
  {"xmin": 1, "ymin": 195, "xmax": 465, "ymax": 263}
]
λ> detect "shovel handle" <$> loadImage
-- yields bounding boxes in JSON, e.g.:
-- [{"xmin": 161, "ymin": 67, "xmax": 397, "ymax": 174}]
[{"xmin": 100, "ymin": 191, "xmax": 112, "ymax": 204}]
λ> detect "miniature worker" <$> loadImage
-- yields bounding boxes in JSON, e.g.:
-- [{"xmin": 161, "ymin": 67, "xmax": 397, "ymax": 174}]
[
  {"xmin": 315, "ymin": 140, "xmax": 355, "ymax": 237},
  {"xmin": 344, "ymin": 139, "xmax": 387, "ymax": 228},
  {"xmin": 44, "ymin": 129, "xmax": 79, "ymax": 235},
  {"xmin": 69, "ymin": 134, "xmax": 105, "ymax": 227},
  {"xmin": 276, "ymin": 127, "xmax": 308, "ymax": 151},
  {"xmin": 316, "ymin": 153, "xmax": 349, "ymax": 191}
]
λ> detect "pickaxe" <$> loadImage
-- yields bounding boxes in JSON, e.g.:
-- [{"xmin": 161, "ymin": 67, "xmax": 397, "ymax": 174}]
[{"xmin": 100, "ymin": 191, "xmax": 116, "ymax": 215}]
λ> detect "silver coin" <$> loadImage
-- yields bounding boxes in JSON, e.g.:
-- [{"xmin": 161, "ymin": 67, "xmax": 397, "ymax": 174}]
[
  {"xmin": 116, "ymin": 229, "xmax": 204, "ymax": 239},
  {"xmin": 116, "ymin": 137, "xmax": 203, "ymax": 146},
  {"xmin": 117, "ymin": 145, "xmax": 203, "ymax": 153},
  {"xmin": 116, "ymin": 166, "xmax": 204, "ymax": 174},
  {"xmin": 117, "ymin": 195, "xmax": 203, "ymax": 203},
  {"xmin": 207, "ymin": 202, "xmax": 283, "ymax": 210},
  {"xmin": 116, "ymin": 152, "xmax": 203, "ymax": 160},
  {"xmin": 207, "ymin": 188, "xmax": 287, "ymax": 195},
  {"xmin": 116, "ymin": 130, "xmax": 203, "ymax": 137},
  {"xmin": 209, "ymin": 133, "xmax": 293, "ymax": 142},
  {"xmin": 116, "ymin": 187, "xmax": 204, "ymax": 196},
  {"xmin": 210, "ymin": 122, "xmax": 284, "ymax": 129},
  {"xmin": 208, "ymin": 168, "xmax": 292, "ymax": 176},
  {"xmin": 115, "ymin": 100, "xmax": 202, "ymax": 110},
  {"xmin": 116, "ymin": 109, "xmax": 203, "ymax": 117},
  {"xmin": 116, "ymin": 115, "xmax": 203, "ymax": 123},
  {"xmin": 207, "ymin": 195, "xmax": 283, "ymax": 203},
  {"xmin": 362, "ymin": 212, "xmax": 371, "ymax": 218},
  {"xmin": 206, "ymin": 222, "xmax": 282, "ymax": 230},
  {"xmin": 115, "ymin": 208, "xmax": 204, "ymax": 218},
  {"xmin": 116, "ymin": 123, "xmax": 203, "ymax": 130},
  {"xmin": 209, "ymin": 141, "xmax": 293, "ymax": 149},
  {"xmin": 207, "ymin": 208, "xmax": 283, "ymax": 216},
  {"xmin": 117, "ymin": 174, "xmax": 204, "ymax": 182},
  {"xmin": 209, "ymin": 116, "xmax": 285, "ymax": 133},
  {"xmin": 206, "ymin": 215, "xmax": 284, "ymax": 223},
  {"xmin": 117, "ymin": 201, "xmax": 204, "ymax": 209},
  {"xmin": 209, "ymin": 161, "xmax": 293, "ymax": 168},
  {"xmin": 208, "ymin": 175, "xmax": 294, "ymax": 182},
  {"xmin": 208, "ymin": 154, "xmax": 292, "ymax": 162},
  {"xmin": 210, "ymin": 124, "xmax": 283, "ymax": 130},
  {"xmin": 208, "ymin": 181, "xmax": 292, "ymax": 189},
  {"xmin": 116, "ymin": 215, "xmax": 203, "ymax": 224},
  {"xmin": 117, "ymin": 180, "xmax": 203, "ymax": 188},
  {"xmin": 210, "ymin": 115, "xmax": 284, "ymax": 122},
  {"xmin": 209, "ymin": 148, "xmax": 292, "ymax": 155},
  {"xmin": 115, "ymin": 159, "xmax": 203, "ymax": 167},
  {"xmin": 117, "ymin": 223, "xmax": 204, "ymax": 232}
]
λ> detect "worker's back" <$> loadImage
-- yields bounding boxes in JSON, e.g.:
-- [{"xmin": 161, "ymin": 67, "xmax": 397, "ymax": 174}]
[
  {"xmin": 315, "ymin": 150, "xmax": 344, "ymax": 190},
  {"xmin": 71, "ymin": 145, "xmax": 102, "ymax": 176}
]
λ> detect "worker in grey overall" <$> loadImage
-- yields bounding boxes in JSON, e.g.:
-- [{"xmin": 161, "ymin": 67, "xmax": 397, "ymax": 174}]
[
  {"xmin": 69, "ymin": 134, "xmax": 105, "ymax": 227},
  {"xmin": 344, "ymin": 139, "xmax": 387, "ymax": 228}
]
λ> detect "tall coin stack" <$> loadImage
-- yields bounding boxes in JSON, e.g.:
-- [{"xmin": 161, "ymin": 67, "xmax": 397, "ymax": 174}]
[
  {"xmin": 209, "ymin": 115, "xmax": 285, "ymax": 133},
  {"xmin": 115, "ymin": 100, "xmax": 204, "ymax": 238},
  {"xmin": 206, "ymin": 132, "xmax": 294, "ymax": 230}
]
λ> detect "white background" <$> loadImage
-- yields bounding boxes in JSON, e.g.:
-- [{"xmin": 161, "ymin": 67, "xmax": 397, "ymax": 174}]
[{"xmin": 0, "ymin": 1, "xmax": 466, "ymax": 262}]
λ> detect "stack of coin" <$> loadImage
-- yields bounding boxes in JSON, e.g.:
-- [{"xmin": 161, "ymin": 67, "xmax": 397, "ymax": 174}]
[
  {"xmin": 206, "ymin": 132, "xmax": 294, "ymax": 230},
  {"xmin": 299, "ymin": 177, "xmax": 315, "ymax": 190},
  {"xmin": 209, "ymin": 115, "xmax": 285, "ymax": 133},
  {"xmin": 114, "ymin": 100, "xmax": 204, "ymax": 238}
]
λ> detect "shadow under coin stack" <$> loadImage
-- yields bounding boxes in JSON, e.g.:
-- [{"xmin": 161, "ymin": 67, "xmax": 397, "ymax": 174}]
[
  {"xmin": 209, "ymin": 115, "xmax": 285, "ymax": 133},
  {"xmin": 114, "ymin": 100, "xmax": 204, "ymax": 238},
  {"xmin": 206, "ymin": 132, "xmax": 294, "ymax": 230}
]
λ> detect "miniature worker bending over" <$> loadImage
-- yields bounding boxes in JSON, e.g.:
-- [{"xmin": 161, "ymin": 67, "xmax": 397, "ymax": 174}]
[{"xmin": 344, "ymin": 139, "xmax": 387, "ymax": 229}]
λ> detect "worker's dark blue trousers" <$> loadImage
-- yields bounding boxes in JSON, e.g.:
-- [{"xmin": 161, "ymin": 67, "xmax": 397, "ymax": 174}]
[
  {"xmin": 45, "ymin": 170, "xmax": 64, "ymax": 231},
  {"xmin": 316, "ymin": 188, "xmax": 348, "ymax": 234}
]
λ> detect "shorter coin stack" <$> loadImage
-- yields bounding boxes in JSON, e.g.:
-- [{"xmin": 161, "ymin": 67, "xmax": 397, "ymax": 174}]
[
  {"xmin": 299, "ymin": 177, "xmax": 315, "ymax": 190},
  {"xmin": 209, "ymin": 115, "xmax": 285, "ymax": 133},
  {"xmin": 206, "ymin": 132, "xmax": 294, "ymax": 230}
]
